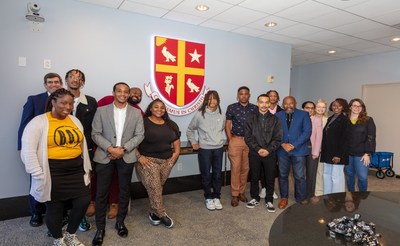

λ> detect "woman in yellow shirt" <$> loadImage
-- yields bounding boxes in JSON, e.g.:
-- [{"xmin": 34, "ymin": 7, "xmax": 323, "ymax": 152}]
[{"xmin": 21, "ymin": 88, "xmax": 91, "ymax": 246}]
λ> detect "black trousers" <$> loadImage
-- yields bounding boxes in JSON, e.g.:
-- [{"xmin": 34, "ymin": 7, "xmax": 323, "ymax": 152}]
[
  {"xmin": 45, "ymin": 195, "xmax": 90, "ymax": 239},
  {"xmin": 306, "ymin": 154, "xmax": 319, "ymax": 198},
  {"xmin": 249, "ymin": 154, "xmax": 276, "ymax": 203},
  {"xmin": 95, "ymin": 159, "xmax": 134, "ymax": 230}
]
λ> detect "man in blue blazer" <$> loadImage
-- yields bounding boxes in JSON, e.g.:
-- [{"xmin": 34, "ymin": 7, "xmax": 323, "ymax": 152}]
[
  {"xmin": 91, "ymin": 82, "xmax": 144, "ymax": 245},
  {"xmin": 17, "ymin": 73, "xmax": 63, "ymax": 227},
  {"xmin": 276, "ymin": 96, "xmax": 311, "ymax": 209}
]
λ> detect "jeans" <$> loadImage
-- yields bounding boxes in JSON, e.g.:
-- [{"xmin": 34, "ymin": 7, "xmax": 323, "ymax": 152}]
[
  {"xmin": 278, "ymin": 155, "xmax": 306, "ymax": 202},
  {"xmin": 198, "ymin": 147, "xmax": 224, "ymax": 199},
  {"xmin": 323, "ymin": 163, "xmax": 345, "ymax": 194},
  {"xmin": 345, "ymin": 155, "xmax": 369, "ymax": 192}
]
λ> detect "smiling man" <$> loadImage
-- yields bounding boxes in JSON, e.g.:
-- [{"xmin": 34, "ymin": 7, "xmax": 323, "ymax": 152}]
[
  {"xmin": 91, "ymin": 82, "xmax": 144, "ymax": 245},
  {"xmin": 275, "ymin": 96, "xmax": 311, "ymax": 209},
  {"xmin": 65, "ymin": 69, "xmax": 98, "ymax": 232}
]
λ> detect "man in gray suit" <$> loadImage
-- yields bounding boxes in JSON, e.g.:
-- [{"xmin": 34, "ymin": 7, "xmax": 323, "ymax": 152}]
[{"xmin": 91, "ymin": 82, "xmax": 144, "ymax": 245}]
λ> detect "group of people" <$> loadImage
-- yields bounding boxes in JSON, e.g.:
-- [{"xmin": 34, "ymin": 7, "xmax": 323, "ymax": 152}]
[
  {"xmin": 18, "ymin": 74, "xmax": 376, "ymax": 245},
  {"xmin": 18, "ymin": 71, "xmax": 178, "ymax": 246},
  {"xmin": 301, "ymin": 97, "xmax": 376, "ymax": 203},
  {"xmin": 188, "ymin": 86, "xmax": 376, "ymax": 216}
]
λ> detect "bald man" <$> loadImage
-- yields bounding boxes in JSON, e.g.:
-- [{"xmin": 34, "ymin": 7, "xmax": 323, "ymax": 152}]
[{"xmin": 275, "ymin": 96, "xmax": 311, "ymax": 209}]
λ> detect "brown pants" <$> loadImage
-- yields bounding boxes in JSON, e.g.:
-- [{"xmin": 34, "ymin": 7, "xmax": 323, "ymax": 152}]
[
  {"xmin": 228, "ymin": 136, "xmax": 250, "ymax": 197},
  {"xmin": 135, "ymin": 157, "xmax": 173, "ymax": 217}
]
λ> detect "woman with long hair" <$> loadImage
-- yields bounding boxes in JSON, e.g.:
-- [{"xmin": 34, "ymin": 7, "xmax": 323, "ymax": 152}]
[
  {"xmin": 135, "ymin": 99, "xmax": 180, "ymax": 228},
  {"xmin": 21, "ymin": 88, "xmax": 91, "ymax": 246},
  {"xmin": 345, "ymin": 98, "xmax": 376, "ymax": 192},
  {"xmin": 187, "ymin": 90, "xmax": 226, "ymax": 211}
]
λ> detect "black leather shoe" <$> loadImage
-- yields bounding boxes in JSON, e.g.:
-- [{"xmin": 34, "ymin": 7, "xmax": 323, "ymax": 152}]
[
  {"xmin": 115, "ymin": 222, "xmax": 128, "ymax": 238},
  {"xmin": 92, "ymin": 229, "xmax": 105, "ymax": 246},
  {"xmin": 29, "ymin": 214, "xmax": 43, "ymax": 227}
]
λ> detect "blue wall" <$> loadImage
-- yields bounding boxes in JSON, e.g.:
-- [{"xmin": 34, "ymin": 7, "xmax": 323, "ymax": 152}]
[
  {"xmin": 291, "ymin": 50, "xmax": 400, "ymax": 175},
  {"xmin": 0, "ymin": 0, "xmax": 291, "ymax": 199},
  {"xmin": 291, "ymin": 51, "xmax": 400, "ymax": 104}
]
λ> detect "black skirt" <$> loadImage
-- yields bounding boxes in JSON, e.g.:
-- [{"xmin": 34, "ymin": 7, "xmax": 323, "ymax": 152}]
[{"xmin": 48, "ymin": 156, "xmax": 90, "ymax": 202}]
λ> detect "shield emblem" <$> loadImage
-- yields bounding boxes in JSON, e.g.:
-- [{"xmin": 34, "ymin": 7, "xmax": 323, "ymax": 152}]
[{"xmin": 154, "ymin": 36, "xmax": 205, "ymax": 107}]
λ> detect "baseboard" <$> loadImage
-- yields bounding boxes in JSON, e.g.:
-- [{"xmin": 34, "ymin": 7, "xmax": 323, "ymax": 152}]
[{"xmin": 0, "ymin": 172, "xmax": 231, "ymax": 221}]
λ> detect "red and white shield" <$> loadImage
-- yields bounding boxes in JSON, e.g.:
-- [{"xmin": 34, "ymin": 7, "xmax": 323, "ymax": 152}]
[{"xmin": 153, "ymin": 36, "xmax": 205, "ymax": 107}]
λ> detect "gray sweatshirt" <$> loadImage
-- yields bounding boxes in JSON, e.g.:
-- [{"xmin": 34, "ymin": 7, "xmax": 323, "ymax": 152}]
[{"xmin": 186, "ymin": 108, "xmax": 226, "ymax": 149}]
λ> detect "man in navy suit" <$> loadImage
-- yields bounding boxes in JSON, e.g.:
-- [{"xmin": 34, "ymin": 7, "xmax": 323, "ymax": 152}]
[
  {"xmin": 18, "ymin": 72, "xmax": 63, "ymax": 227},
  {"xmin": 276, "ymin": 96, "xmax": 311, "ymax": 209}
]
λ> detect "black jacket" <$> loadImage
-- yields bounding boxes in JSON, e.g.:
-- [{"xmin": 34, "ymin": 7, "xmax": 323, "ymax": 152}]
[
  {"xmin": 320, "ymin": 113, "xmax": 350, "ymax": 165},
  {"xmin": 75, "ymin": 95, "xmax": 97, "ymax": 150},
  {"xmin": 348, "ymin": 117, "xmax": 376, "ymax": 156},
  {"xmin": 244, "ymin": 111, "xmax": 283, "ymax": 156}
]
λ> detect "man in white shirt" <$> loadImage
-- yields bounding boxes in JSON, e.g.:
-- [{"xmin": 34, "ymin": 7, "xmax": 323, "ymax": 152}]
[{"xmin": 91, "ymin": 82, "xmax": 144, "ymax": 245}]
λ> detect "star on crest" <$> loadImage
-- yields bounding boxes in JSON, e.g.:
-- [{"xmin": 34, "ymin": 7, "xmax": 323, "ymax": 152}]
[{"xmin": 189, "ymin": 49, "xmax": 202, "ymax": 63}]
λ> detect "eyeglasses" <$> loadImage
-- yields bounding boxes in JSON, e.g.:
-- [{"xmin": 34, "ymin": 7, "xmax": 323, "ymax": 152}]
[{"xmin": 352, "ymin": 105, "xmax": 362, "ymax": 108}]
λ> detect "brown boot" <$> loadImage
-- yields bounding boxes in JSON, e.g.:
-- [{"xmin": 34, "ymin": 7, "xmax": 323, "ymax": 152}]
[
  {"xmin": 107, "ymin": 203, "xmax": 118, "ymax": 219},
  {"xmin": 310, "ymin": 196, "xmax": 320, "ymax": 204},
  {"xmin": 278, "ymin": 198, "xmax": 288, "ymax": 209},
  {"xmin": 86, "ymin": 201, "xmax": 95, "ymax": 217},
  {"xmin": 238, "ymin": 193, "xmax": 248, "ymax": 203},
  {"xmin": 231, "ymin": 196, "xmax": 239, "ymax": 207}
]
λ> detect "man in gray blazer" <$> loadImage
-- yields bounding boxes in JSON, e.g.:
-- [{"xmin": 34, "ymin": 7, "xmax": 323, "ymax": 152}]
[{"xmin": 91, "ymin": 82, "xmax": 144, "ymax": 245}]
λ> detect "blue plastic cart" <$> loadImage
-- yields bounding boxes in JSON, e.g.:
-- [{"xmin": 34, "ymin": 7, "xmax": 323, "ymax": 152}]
[{"xmin": 369, "ymin": 152, "xmax": 395, "ymax": 179}]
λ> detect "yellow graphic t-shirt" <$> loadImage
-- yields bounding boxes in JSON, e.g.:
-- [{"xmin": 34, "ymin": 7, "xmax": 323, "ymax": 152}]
[{"xmin": 47, "ymin": 112, "xmax": 83, "ymax": 159}]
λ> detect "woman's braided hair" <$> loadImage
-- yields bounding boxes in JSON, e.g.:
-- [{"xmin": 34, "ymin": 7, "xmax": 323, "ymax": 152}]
[{"xmin": 45, "ymin": 88, "xmax": 74, "ymax": 112}]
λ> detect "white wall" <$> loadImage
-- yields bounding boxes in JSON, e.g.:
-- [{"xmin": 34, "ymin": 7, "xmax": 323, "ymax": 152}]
[{"xmin": 0, "ymin": 0, "xmax": 291, "ymax": 199}]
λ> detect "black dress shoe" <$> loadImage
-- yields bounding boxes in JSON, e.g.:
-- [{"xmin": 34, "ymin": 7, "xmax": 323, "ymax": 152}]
[
  {"xmin": 92, "ymin": 229, "xmax": 105, "ymax": 246},
  {"xmin": 29, "ymin": 214, "xmax": 43, "ymax": 227},
  {"xmin": 115, "ymin": 222, "xmax": 128, "ymax": 238}
]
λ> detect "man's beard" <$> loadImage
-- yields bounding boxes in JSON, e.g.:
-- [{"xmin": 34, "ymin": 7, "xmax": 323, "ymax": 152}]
[{"xmin": 128, "ymin": 97, "xmax": 140, "ymax": 105}]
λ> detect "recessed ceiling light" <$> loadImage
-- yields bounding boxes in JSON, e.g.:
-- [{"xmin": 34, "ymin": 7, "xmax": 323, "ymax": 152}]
[
  {"xmin": 391, "ymin": 37, "xmax": 400, "ymax": 42},
  {"xmin": 328, "ymin": 50, "xmax": 336, "ymax": 54},
  {"xmin": 195, "ymin": 4, "xmax": 209, "ymax": 11},
  {"xmin": 264, "ymin": 22, "xmax": 277, "ymax": 27}
]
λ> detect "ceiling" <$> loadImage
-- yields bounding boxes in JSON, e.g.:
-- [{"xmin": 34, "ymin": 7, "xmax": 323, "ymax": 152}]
[{"xmin": 76, "ymin": 0, "xmax": 400, "ymax": 66}]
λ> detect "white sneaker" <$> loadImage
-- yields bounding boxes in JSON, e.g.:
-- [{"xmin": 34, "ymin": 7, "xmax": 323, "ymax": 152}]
[
  {"xmin": 266, "ymin": 202, "xmax": 276, "ymax": 213},
  {"xmin": 53, "ymin": 238, "xmax": 66, "ymax": 246},
  {"xmin": 205, "ymin": 199, "xmax": 215, "ymax": 210},
  {"xmin": 246, "ymin": 199, "xmax": 260, "ymax": 209},
  {"xmin": 213, "ymin": 198, "xmax": 223, "ymax": 210},
  {"xmin": 64, "ymin": 232, "xmax": 84, "ymax": 246},
  {"xmin": 273, "ymin": 191, "xmax": 279, "ymax": 200},
  {"xmin": 259, "ymin": 188, "xmax": 266, "ymax": 198}
]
